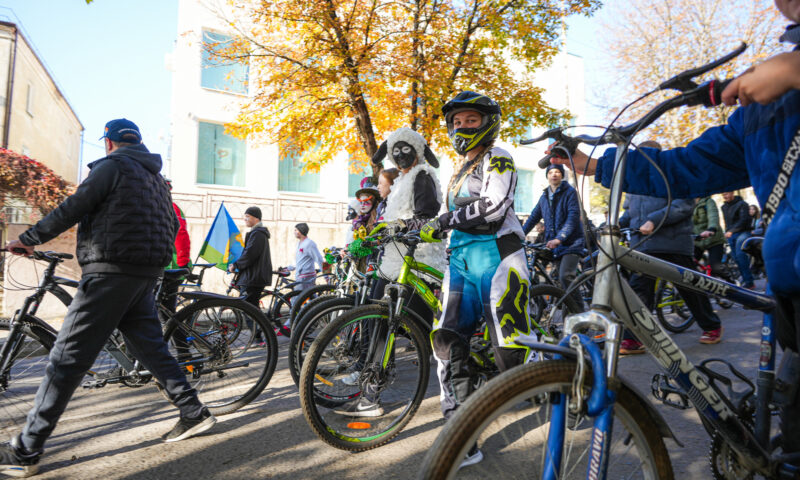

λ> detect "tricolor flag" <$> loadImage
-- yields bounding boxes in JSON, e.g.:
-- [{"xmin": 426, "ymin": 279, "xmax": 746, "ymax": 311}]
[{"xmin": 198, "ymin": 203, "xmax": 244, "ymax": 270}]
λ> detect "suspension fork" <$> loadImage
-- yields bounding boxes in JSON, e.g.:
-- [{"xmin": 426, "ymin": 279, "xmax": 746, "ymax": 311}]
[
  {"xmin": 0, "ymin": 280, "xmax": 49, "ymax": 380},
  {"xmin": 362, "ymin": 283, "xmax": 408, "ymax": 373},
  {"xmin": 544, "ymin": 333, "xmax": 613, "ymax": 480}
]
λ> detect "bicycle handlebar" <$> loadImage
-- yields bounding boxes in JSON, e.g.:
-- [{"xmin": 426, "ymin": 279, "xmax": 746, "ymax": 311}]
[
  {"xmin": 1, "ymin": 248, "xmax": 73, "ymax": 262},
  {"xmin": 522, "ymin": 43, "xmax": 746, "ymax": 168}
]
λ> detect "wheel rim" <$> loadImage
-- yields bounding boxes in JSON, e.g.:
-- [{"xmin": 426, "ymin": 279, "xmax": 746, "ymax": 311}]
[{"xmin": 305, "ymin": 314, "xmax": 427, "ymax": 444}]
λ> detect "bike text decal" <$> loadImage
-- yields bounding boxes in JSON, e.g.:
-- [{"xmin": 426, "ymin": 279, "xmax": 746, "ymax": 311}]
[
  {"xmin": 631, "ymin": 307, "xmax": 733, "ymax": 419},
  {"xmin": 681, "ymin": 270, "xmax": 730, "ymax": 297},
  {"xmin": 587, "ymin": 429, "xmax": 605, "ymax": 480}
]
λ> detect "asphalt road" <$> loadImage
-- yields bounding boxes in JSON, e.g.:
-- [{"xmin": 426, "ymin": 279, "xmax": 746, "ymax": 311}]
[{"xmin": 2, "ymin": 282, "xmax": 768, "ymax": 479}]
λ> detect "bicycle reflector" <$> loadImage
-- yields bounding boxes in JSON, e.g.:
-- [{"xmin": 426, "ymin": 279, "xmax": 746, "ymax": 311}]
[{"xmin": 347, "ymin": 422, "xmax": 372, "ymax": 430}]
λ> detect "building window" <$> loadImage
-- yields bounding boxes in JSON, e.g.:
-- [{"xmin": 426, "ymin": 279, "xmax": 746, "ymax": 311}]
[
  {"xmin": 201, "ymin": 30, "xmax": 248, "ymax": 94},
  {"xmin": 515, "ymin": 169, "xmax": 535, "ymax": 214},
  {"xmin": 197, "ymin": 121, "xmax": 246, "ymax": 187},
  {"xmin": 25, "ymin": 83, "xmax": 33, "ymax": 116},
  {"xmin": 348, "ymin": 164, "xmax": 370, "ymax": 197},
  {"xmin": 278, "ymin": 150, "xmax": 320, "ymax": 194}
]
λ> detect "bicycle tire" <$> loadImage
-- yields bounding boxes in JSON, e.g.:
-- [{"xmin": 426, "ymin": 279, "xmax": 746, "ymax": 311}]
[
  {"xmin": 654, "ymin": 282, "xmax": 694, "ymax": 333},
  {"xmin": 299, "ymin": 304, "xmax": 430, "ymax": 451},
  {"xmin": 419, "ymin": 359, "xmax": 673, "ymax": 479},
  {"xmin": 163, "ymin": 297, "xmax": 278, "ymax": 415},
  {"xmin": 288, "ymin": 296, "xmax": 356, "ymax": 387},
  {"xmin": 288, "ymin": 284, "xmax": 337, "ymax": 328},
  {"xmin": 0, "ymin": 317, "xmax": 56, "ymax": 438},
  {"xmin": 262, "ymin": 290, "xmax": 298, "ymax": 336},
  {"xmin": 528, "ymin": 284, "xmax": 582, "ymax": 340}
]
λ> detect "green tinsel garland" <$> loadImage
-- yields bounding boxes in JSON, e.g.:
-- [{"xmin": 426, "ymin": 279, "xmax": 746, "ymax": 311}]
[{"xmin": 347, "ymin": 238, "xmax": 374, "ymax": 258}]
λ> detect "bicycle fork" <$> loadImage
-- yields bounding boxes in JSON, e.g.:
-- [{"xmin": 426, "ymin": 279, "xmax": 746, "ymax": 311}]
[{"xmin": 544, "ymin": 333, "xmax": 616, "ymax": 480}]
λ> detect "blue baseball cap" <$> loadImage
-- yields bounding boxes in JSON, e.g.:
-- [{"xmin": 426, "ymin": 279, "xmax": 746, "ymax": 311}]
[{"xmin": 100, "ymin": 118, "xmax": 142, "ymax": 143}]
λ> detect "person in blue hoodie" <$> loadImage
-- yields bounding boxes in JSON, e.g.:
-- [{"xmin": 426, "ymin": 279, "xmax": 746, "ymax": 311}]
[
  {"xmin": 544, "ymin": 2, "xmax": 800, "ymax": 456},
  {"xmin": 522, "ymin": 162, "xmax": 585, "ymax": 306}
]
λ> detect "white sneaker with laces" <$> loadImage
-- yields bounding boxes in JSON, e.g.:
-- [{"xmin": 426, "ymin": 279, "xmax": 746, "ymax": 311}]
[{"xmin": 332, "ymin": 397, "xmax": 384, "ymax": 417}]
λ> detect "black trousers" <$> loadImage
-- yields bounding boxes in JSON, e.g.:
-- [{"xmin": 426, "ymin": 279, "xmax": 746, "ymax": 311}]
[
  {"xmin": 20, "ymin": 273, "xmax": 204, "ymax": 451},
  {"xmin": 624, "ymin": 252, "xmax": 722, "ymax": 341}
]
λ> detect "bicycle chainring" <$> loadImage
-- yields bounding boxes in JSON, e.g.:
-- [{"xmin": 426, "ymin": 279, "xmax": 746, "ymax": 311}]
[
  {"xmin": 120, "ymin": 372, "xmax": 153, "ymax": 388},
  {"xmin": 709, "ymin": 430, "xmax": 755, "ymax": 480}
]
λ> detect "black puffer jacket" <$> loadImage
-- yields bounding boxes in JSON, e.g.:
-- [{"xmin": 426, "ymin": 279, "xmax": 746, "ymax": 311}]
[
  {"xmin": 20, "ymin": 144, "xmax": 177, "ymax": 277},
  {"xmin": 721, "ymin": 195, "xmax": 752, "ymax": 234},
  {"xmin": 233, "ymin": 225, "xmax": 272, "ymax": 288}
]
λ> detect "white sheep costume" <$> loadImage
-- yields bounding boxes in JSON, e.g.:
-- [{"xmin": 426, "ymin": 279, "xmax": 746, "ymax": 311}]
[{"xmin": 375, "ymin": 127, "xmax": 448, "ymax": 280}]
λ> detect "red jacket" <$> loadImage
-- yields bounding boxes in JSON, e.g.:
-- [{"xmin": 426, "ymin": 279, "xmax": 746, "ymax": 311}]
[{"xmin": 173, "ymin": 203, "xmax": 191, "ymax": 267}]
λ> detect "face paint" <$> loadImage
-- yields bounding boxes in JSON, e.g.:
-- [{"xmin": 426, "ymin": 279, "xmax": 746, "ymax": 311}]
[
  {"xmin": 357, "ymin": 195, "xmax": 374, "ymax": 214},
  {"xmin": 391, "ymin": 141, "xmax": 417, "ymax": 169}
]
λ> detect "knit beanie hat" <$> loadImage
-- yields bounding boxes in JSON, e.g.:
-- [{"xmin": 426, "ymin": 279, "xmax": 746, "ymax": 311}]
[
  {"xmin": 546, "ymin": 163, "xmax": 565, "ymax": 176},
  {"xmin": 295, "ymin": 223, "xmax": 310, "ymax": 236},
  {"xmin": 245, "ymin": 206, "xmax": 262, "ymax": 220}
]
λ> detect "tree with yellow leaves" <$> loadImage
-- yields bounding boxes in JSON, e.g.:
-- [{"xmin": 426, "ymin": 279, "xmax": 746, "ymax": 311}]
[{"xmin": 206, "ymin": 0, "xmax": 600, "ymax": 176}]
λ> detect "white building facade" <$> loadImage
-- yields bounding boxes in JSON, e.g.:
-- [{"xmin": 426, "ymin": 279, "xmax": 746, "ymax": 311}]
[{"xmin": 168, "ymin": 0, "xmax": 587, "ymax": 292}]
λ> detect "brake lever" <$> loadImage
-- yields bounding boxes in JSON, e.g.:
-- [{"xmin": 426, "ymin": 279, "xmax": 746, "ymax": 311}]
[
  {"xmin": 520, "ymin": 127, "xmax": 564, "ymax": 145},
  {"xmin": 658, "ymin": 42, "xmax": 746, "ymax": 92}
]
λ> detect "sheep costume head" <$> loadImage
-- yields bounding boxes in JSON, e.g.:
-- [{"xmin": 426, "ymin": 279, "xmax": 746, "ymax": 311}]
[{"xmin": 371, "ymin": 127, "xmax": 439, "ymax": 170}]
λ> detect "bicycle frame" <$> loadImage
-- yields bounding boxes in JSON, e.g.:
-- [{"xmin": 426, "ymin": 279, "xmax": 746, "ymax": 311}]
[{"xmin": 518, "ymin": 142, "xmax": 790, "ymax": 479}]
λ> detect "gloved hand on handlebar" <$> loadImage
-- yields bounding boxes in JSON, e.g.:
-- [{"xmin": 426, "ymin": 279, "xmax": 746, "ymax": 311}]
[
  {"xmin": 420, "ymin": 218, "xmax": 444, "ymax": 243},
  {"xmin": 369, "ymin": 219, "xmax": 406, "ymax": 237}
]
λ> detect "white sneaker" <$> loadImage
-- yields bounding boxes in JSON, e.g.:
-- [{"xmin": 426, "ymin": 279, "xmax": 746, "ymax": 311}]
[
  {"xmin": 459, "ymin": 444, "xmax": 483, "ymax": 469},
  {"xmin": 341, "ymin": 371, "xmax": 360, "ymax": 386},
  {"xmin": 332, "ymin": 397, "xmax": 384, "ymax": 417}
]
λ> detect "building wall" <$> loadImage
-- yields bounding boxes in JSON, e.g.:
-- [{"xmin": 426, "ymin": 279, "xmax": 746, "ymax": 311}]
[
  {"xmin": 169, "ymin": 1, "xmax": 589, "ymax": 290},
  {"xmin": 0, "ymin": 22, "xmax": 83, "ymax": 319},
  {"xmin": 0, "ymin": 24, "xmax": 83, "ymax": 183}
]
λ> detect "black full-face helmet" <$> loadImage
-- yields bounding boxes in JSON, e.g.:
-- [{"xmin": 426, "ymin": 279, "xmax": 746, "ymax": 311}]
[{"xmin": 442, "ymin": 91, "xmax": 501, "ymax": 155}]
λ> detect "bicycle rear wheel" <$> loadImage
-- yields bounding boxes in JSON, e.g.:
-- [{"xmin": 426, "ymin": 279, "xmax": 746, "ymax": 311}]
[
  {"xmin": 654, "ymin": 282, "xmax": 694, "ymax": 333},
  {"xmin": 299, "ymin": 304, "xmax": 430, "ymax": 451},
  {"xmin": 288, "ymin": 296, "xmax": 355, "ymax": 386},
  {"xmin": 419, "ymin": 360, "xmax": 673, "ymax": 479},
  {"xmin": 0, "ymin": 318, "xmax": 55, "ymax": 438},
  {"xmin": 163, "ymin": 298, "xmax": 278, "ymax": 415}
]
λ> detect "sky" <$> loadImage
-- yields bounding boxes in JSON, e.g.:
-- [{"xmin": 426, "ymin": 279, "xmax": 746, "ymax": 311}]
[
  {"xmin": 0, "ymin": 0, "xmax": 178, "ymax": 173},
  {"xmin": 0, "ymin": 0, "xmax": 604, "ymax": 176}
]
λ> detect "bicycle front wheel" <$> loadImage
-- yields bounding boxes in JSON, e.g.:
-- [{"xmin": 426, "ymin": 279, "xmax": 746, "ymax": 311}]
[
  {"xmin": 0, "ymin": 318, "xmax": 55, "ymax": 438},
  {"xmin": 419, "ymin": 360, "xmax": 673, "ymax": 479},
  {"xmin": 299, "ymin": 304, "xmax": 430, "ymax": 451},
  {"xmin": 163, "ymin": 298, "xmax": 278, "ymax": 415}
]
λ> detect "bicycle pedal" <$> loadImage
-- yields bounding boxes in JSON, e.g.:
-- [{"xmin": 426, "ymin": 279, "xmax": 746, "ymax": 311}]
[
  {"xmin": 650, "ymin": 374, "xmax": 689, "ymax": 410},
  {"xmin": 81, "ymin": 379, "xmax": 107, "ymax": 389}
]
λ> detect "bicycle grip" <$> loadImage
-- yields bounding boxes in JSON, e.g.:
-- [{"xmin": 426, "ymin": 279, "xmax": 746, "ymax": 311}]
[
  {"xmin": 538, "ymin": 152, "xmax": 556, "ymax": 169},
  {"xmin": 704, "ymin": 78, "xmax": 733, "ymax": 107}
]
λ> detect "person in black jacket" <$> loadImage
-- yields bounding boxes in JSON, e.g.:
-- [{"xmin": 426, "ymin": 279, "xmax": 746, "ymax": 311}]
[
  {"xmin": 229, "ymin": 206, "xmax": 272, "ymax": 307},
  {"xmin": 721, "ymin": 191, "xmax": 755, "ymax": 288},
  {"xmin": 3, "ymin": 119, "xmax": 215, "ymax": 477}
]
